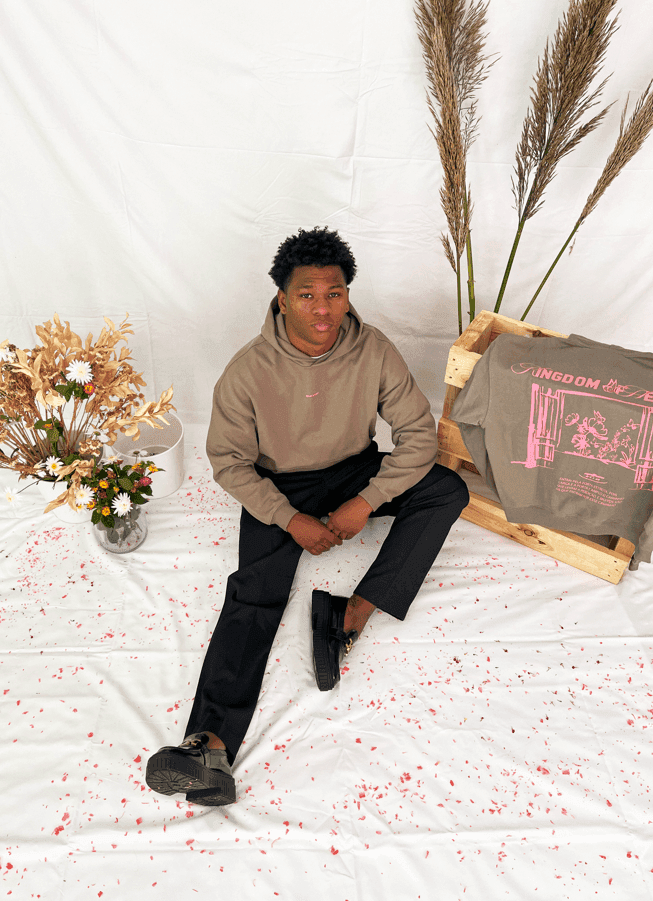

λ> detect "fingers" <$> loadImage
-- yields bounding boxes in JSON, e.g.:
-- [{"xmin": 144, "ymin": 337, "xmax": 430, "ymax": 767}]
[
  {"xmin": 311, "ymin": 540, "xmax": 338, "ymax": 555},
  {"xmin": 308, "ymin": 528, "xmax": 345, "ymax": 554}
]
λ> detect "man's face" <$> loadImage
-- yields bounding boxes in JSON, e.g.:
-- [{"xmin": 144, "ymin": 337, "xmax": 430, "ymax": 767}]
[{"xmin": 277, "ymin": 264, "xmax": 350, "ymax": 357}]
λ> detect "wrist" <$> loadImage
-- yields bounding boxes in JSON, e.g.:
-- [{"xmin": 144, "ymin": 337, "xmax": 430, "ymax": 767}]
[{"xmin": 357, "ymin": 496, "xmax": 373, "ymax": 514}]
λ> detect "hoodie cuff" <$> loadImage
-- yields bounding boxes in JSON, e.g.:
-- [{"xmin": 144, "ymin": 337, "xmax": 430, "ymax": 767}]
[
  {"xmin": 357, "ymin": 485, "xmax": 384, "ymax": 512},
  {"xmin": 272, "ymin": 501, "xmax": 302, "ymax": 532}
]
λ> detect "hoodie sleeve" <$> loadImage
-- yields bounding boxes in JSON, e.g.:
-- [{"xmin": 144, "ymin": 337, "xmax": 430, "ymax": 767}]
[
  {"xmin": 206, "ymin": 376, "xmax": 299, "ymax": 531},
  {"xmin": 357, "ymin": 341, "xmax": 439, "ymax": 512}
]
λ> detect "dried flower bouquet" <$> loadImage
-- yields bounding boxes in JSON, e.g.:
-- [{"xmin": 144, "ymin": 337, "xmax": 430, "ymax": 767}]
[{"xmin": 0, "ymin": 313, "xmax": 174, "ymax": 514}]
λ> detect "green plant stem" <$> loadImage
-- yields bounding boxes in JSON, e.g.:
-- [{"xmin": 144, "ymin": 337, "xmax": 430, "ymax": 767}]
[
  {"xmin": 466, "ymin": 232, "xmax": 476, "ymax": 323},
  {"xmin": 462, "ymin": 192, "xmax": 475, "ymax": 323},
  {"xmin": 520, "ymin": 219, "xmax": 583, "ymax": 321},
  {"xmin": 494, "ymin": 217, "xmax": 526, "ymax": 313},
  {"xmin": 456, "ymin": 256, "xmax": 463, "ymax": 336}
]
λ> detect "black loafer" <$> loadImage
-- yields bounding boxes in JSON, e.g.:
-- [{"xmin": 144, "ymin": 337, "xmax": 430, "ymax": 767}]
[
  {"xmin": 145, "ymin": 732, "xmax": 236, "ymax": 806},
  {"xmin": 312, "ymin": 590, "xmax": 358, "ymax": 691}
]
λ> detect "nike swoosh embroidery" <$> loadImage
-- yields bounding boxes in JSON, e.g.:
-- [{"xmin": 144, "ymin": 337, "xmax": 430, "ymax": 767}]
[{"xmin": 306, "ymin": 393, "xmax": 319, "ymax": 398}]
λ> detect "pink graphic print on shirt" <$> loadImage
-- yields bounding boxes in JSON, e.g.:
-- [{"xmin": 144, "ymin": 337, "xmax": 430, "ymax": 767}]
[{"xmin": 508, "ymin": 366, "xmax": 653, "ymax": 504}]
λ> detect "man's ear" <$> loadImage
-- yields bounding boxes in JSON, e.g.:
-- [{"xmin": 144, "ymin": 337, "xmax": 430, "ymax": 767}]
[{"xmin": 277, "ymin": 289, "xmax": 286, "ymax": 313}]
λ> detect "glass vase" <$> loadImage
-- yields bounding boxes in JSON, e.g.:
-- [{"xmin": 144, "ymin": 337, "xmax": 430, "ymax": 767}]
[{"xmin": 93, "ymin": 506, "xmax": 148, "ymax": 554}]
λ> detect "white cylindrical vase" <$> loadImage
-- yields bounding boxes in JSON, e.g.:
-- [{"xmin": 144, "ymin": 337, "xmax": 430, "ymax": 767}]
[
  {"xmin": 108, "ymin": 412, "xmax": 184, "ymax": 498},
  {"xmin": 37, "ymin": 479, "xmax": 92, "ymax": 524}
]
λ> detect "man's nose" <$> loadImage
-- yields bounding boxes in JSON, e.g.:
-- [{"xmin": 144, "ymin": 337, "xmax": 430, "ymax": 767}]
[{"xmin": 313, "ymin": 297, "xmax": 334, "ymax": 313}]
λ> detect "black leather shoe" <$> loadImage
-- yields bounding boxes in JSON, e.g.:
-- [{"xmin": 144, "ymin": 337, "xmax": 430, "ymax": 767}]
[
  {"xmin": 312, "ymin": 590, "xmax": 358, "ymax": 691},
  {"xmin": 145, "ymin": 732, "xmax": 236, "ymax": 806}
]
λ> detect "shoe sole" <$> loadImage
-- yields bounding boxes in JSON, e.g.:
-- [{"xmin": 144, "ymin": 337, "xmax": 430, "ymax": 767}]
[
  {"xmin": 145, "ymin": 751, "xmax": 236, "ymax": 803},
  {"xmin": 186, "ymin": 782, "xmax": 237, "ymax": 806},
  {"xmin": 312, "ymin": 590, "xmax": 337, "ymax": 691}
]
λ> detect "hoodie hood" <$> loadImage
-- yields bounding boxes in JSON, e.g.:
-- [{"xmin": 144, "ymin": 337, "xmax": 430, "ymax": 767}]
[{"xmin": 261, "ymin": 295, "xmax": 363, "ymax": 364}]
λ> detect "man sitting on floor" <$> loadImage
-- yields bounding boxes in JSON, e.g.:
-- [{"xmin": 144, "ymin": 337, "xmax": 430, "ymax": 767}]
[{"xmin": 145, "ymin": 226, "xmax": 469, "ymax": 806}]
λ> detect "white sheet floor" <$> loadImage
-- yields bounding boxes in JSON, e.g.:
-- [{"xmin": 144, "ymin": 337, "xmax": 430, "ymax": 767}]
[{"xmin": 2, "ymin": 425, "xmax": 653, "ymax": 901}]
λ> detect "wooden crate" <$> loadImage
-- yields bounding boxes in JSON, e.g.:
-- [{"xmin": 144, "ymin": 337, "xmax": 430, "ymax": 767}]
[{"xmin": 436, "ymin": 310, "xmax": 634, "ymax": 584}]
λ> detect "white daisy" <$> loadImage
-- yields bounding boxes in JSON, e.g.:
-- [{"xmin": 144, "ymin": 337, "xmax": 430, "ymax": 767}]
[
  {"xmin": 65, "ymin": 359, "xmax": 93, "ymax": 384},
  {"xmin": 4, "ymin": 486, "xmax": 17, "ymax": 504},
  {"xmin": 89, "ymin": 427, "xmax": 110, "ymax": 444},
  {"xmin": 45, "ymin": 456, "xmax": 64, "ymax": 477},
  {"xmin": 105, "ymin": 454, "xmax": 122, "ymax": 464},
  {"xmin": 75, "ymin": 485, "xmax": 96, "ymax": 509},
  {"xmin": 111, "ymin": 492, "xmax": 132, "ymax": 516}
]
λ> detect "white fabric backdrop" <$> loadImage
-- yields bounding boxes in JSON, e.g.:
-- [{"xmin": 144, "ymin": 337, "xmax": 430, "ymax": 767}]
[
  {"xmin": 2, "ymin": 3, "xmax": 653, "ymax": 900},
  {"xmin": 2, "ymin": 0, "xmax": 653, "ymax": 425}
]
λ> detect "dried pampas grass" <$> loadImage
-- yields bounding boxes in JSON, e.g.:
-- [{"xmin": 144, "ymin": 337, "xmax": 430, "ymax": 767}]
[
  {"xmin": 521, "ymin": 79, "xmax": 653, "ymax": 319},
  {"xmin": 494, "ymin": 0, "xmax": 620, "ymax": 312},
  {"xmin": 416, "ymin": 0, "xmax": 653, "ymax": 327},
  {"xmin": 415, "ymin": 0, "xmax": 493, "ymax": 334},
  {"xmin": 581, "ymin": 79, "xmax": 653, "ymax": 220}
]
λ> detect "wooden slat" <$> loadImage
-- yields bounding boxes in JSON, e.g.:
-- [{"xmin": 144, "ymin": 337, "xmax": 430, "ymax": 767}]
[
  {"xmin": 445, "ymin": 312, "xmax": 570, "ymax": 390},
  {"xmin": 441, "ymin": 382, "xmax": 462, "ymax": 420},
  {"xmin": 435, "ymin": 450, "xmax": 462, "ymax": 472},
  {"xmin": 454, "ymin": 310, "xmax": 495, "ymax": 353},
  {"xmin": 460, "ymin": 493, "xmax": 632, "ymax": 584},
  {"xmin": 610, "ymin": 536, "xmax": 636, "ymax": 557},
  {"xmin": 444, "ymin": 347, "xmax": 481, "ymax": 389},
  {"xmin": 486, "ymin": 310, "xmax": 568, "ymax": 340},
  {"xmin": 437, "ymin": 417, "xmax": 473, "ymax": 462}
]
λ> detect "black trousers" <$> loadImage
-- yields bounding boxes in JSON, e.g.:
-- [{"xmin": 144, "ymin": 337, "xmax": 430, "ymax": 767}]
[{"xmin": 185, "ymin": 441, "xmax": 469, "ymax": 764}]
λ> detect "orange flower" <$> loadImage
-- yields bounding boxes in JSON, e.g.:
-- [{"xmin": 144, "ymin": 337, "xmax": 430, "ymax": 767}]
[
  {"xmin": 84, "ymin": 383, "xmax": 95, "ymax": 395},
  {"xmin": 99, "ymin": 480, "xmax": 109, "ymax": 489},
  {"xmin": 101, "ymin": 506, "xmax": 111, "ymax": 516}
]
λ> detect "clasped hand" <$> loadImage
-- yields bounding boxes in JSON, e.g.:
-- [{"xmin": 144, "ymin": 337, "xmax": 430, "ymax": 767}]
[
  {"xmin": 326, "ymin": 497, "xmax": 372, "ymax": 541},
  {"xmin": 287, "ymin": 497, "xmax": 372, "ymax": 556}
]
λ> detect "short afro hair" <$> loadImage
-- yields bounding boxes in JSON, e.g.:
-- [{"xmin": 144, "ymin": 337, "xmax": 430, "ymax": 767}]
[{"xmin": 269, "ymin": 226, "xmax": 357, "ymax": 292}]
